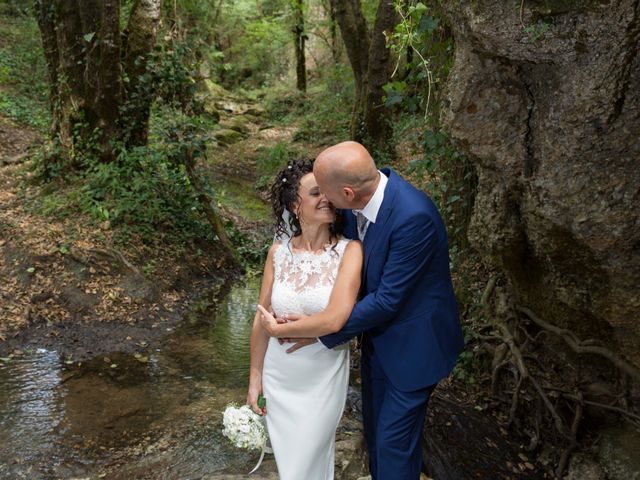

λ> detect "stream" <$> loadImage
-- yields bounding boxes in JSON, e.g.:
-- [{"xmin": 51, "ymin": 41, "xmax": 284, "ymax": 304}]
[{"xmin": 0, "ymin": 278, "xmax": 267, "ymax": 479}]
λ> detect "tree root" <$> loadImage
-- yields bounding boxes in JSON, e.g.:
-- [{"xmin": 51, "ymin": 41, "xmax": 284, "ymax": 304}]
[
  {"xmin": 517, "ymin": 306, "xmax": 640, "ymax": 382},
  {"xmin": 67, "ymin": 246, "xmax": 141, "ymax": 275},
  {"xmin": 475, "ymin": 277, "xmax": 640, "ymax": 477},
  {"xmin": 556, "ymin": 392, "xmax": 582, "ymax": 478}
]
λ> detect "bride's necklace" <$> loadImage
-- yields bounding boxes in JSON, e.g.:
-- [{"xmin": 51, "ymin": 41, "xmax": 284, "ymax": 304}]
[{"xmin": 289, "ymin": 237, "xmax": 333, "ymax": 254}]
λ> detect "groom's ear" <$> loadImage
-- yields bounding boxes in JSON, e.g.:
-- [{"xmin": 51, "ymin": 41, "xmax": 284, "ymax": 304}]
[{"xmin": 343, "ymin": 187, "xmax": 356, "ymax": 202}]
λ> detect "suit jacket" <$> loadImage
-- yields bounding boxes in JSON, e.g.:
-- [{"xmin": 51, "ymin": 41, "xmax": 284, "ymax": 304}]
[{"xmin": 320, "ymin": 168, "xmax": 465, "ymax": 391}]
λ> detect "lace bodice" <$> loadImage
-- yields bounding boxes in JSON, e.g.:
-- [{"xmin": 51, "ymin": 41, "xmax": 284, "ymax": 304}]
[{"xmin": 271, "ymin": 238, "xmax": 350, "ymax": 317}]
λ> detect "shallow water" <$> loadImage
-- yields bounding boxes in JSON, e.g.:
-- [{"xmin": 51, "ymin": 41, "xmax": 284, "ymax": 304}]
[{"xmin": 0, "ymin": 277, "xmax": 264, "ymax": 479}]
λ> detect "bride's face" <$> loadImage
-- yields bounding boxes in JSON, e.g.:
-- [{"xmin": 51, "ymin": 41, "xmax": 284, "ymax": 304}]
[{"xmin": 293, "ymin": 173, "xmax": 336, "ymax": 226}]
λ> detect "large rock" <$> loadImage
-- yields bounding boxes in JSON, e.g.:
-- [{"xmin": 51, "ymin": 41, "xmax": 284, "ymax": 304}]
[{"xmin": 442, "ymin": 1, "xmax": 640, "ymax": 366}]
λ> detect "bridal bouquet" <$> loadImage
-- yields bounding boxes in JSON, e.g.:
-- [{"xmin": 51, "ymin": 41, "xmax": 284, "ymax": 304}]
[
  {"xmin": 222, "ymin": 396, "xmax": 270, "ymax": 474},
  {"xmin": 222, "ymin": 404, "xmax": 267, "ymax": 450}
]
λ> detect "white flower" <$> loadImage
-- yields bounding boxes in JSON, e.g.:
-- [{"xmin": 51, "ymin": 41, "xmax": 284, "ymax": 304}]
[{"xmin": 222, "ymin": 403, "xmax": 268, "ymax": 451}]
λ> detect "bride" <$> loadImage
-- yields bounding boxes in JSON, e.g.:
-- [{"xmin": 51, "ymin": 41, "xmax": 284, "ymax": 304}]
[{"xmin": 247, "ymin": 157, "xmax": 363, "ymax": 479}]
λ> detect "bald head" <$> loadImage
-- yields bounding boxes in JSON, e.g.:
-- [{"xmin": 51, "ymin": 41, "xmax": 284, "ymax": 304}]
[{"xmin": 314, "ymin": 141, "xmax": 379, "ymax": 209}]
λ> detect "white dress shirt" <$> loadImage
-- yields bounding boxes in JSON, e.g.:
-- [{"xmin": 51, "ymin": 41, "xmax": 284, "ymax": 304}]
[{"xmin": 353, "ymin": 170, "xmax": 388, "ymax": 238}]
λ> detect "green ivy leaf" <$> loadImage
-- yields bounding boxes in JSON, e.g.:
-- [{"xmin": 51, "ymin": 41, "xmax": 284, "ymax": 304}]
[
  {"xmin": 419, "ymin": 16, "xmax": 439, "ymax": 34},
  {"xmin": 414, "ymin": 2, "xmax": 428, "ymax": 14},
  {"xmin": 83, "ymin": 32, "xmax": 95, "ymax": 43},
  {"xmin": 384, "ymin": 91, "xmax": 404, "ymax": 107}
]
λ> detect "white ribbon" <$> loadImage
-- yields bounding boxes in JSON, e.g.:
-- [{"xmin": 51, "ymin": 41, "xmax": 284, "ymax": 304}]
[{"xmin": 248, "ymin": 439, "xmax": 273, "ymax": 474}]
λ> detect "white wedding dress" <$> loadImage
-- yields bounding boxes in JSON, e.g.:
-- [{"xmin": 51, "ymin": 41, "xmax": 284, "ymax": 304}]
[{"xmin": 262, "ymin": 238, "xmax": 351, "ymax": 480}]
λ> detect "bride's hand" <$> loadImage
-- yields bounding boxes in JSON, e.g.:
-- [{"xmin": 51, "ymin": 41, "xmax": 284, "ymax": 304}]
[
  {"xmin": 247, "ymin": 381, "xmax": 266, "ymax": 416},
  {"xmin": 257, "ymin": 305, "xmax": 279, "ymax": 337}
]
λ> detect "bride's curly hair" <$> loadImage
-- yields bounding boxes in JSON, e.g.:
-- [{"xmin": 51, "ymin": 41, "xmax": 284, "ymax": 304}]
[{"xmin": 270, "ymin": 157, "xmax": 344, "ymax": 241}]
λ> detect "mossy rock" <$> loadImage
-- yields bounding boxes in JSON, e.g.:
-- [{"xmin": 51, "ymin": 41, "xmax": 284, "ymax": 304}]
[
  {"xmin": 223, "ymin": 116, "xmax": 251, "ymax": 135},
  {"xmin": 213, "ymin": 129, "xmax": 244, "ymax": 146},
  {"xmin": 197, "ymin": 79, "xmax": 233, "ymax": 99},
  {"xmin": 245, "ymin": 105, "xmax": 266, "ymax": 117},
  {"xmin": 203, "ymin": 104, "xmax": 221, "ymax": 123}
]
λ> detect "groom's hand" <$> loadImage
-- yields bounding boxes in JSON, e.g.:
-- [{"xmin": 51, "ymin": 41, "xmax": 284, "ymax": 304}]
[
  {"xmin": 284, "ymin": 337, "xmax": 318, "ymax": 353},
  {"xmin": 275, "ymin": 312, "xmax": 304, "ymax": 345},
  {"xmin": 272, "ymin": 313, "xmax": 318, "ymax": 352}
]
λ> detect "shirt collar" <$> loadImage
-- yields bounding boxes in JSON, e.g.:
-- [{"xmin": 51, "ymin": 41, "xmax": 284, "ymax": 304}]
[{"xmin": 353, "ymin": 171, "xmax": 387, "ymax": 223}]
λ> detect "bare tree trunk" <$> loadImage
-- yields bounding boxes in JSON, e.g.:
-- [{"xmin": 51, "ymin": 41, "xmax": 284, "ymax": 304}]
[
  {"xmin": 122, "ymin": 0, "xmax": 162, "ymax": 147},
  {"xmin": 292, "ymin": 0, "xmax": 307, "ymax": 92}
]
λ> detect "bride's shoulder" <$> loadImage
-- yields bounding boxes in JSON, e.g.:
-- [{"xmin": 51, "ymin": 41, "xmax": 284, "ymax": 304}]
[
  {"xmin": 268, "ymin": 240, "xmax": 285, "ymax": 257},
  {"xmin": 336, "ymin": 235, "xmax": 358, "ymax": 246},
  {"xmin": 335, "ymin": 236, "xmax": 361, "ymax": 253}
]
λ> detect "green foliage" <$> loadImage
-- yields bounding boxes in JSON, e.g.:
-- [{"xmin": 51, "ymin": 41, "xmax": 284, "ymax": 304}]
[
  {"xmin": 211, "ymin": 1, "xmax": 292, "ymax": 88},
  {"xmin": 263, "ymin": 84, "xmax": 308, "ymax": 121},
  {"xmin": 254, "ymin": 142, "xmax": 301, "ymax": 190},
  {"xmin": 0, "ymin": 0, "xmax": 31, "ymax": 15},
  {"xmin": 0, "ymin": 10, "xmax": 50, "ymax": 130},
  {"xmin": 29, "ymin": 34, "xmax": 220, "ymax": 247},
  {"xmin": 524, "ymin": 21, "xmax": 550, "ymax": 43},
  {"xmin": 261, "ymin": 63, "xmax": 353, "ymax": 145},
  {"xmin": 386, "ymin": 1, "xmax": 454, "ymax": 116},
  {"xmin": 228, "ymin": 223, "xmax": 272, "ymax": 270},
  {"xmin": 384, "ymin": 3, "xmax": 476, "ymax": 255},
  {"xmin": 291, "ymin": 66, "xmax": 353, "ymax": 145},
  {"xmin": 405, "ymin": 129, "xmax": 476, "ymax": 252},
  {"xmin": 32, "ymin": 111, "xmax": 216, "ymax": 246},
  {"xmin": 82, "ymin": 148, "xmax": 204, "ymax": 243},
  {"xmin": 452, "ymin": 347, "xmax": 476, "ymax": 384}
]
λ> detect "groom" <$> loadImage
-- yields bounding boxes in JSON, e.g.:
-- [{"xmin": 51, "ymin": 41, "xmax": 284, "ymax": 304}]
[{"xmin": 286, "ymin": 141, "xmax": 464, "ymax": 479}]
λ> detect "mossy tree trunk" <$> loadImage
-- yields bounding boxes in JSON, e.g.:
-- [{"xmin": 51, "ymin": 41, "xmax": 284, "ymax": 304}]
[
  {"xmin": 330, "ymin": 0, "xmax": 399, "ymax": 156},
  {"xmin": 33, "ymin": 0, "xmax": 161, "ymax": 167},
  {"xmin": 328, "ymin": 0, "xmax": 340, "ymax": 63},
  {"xmin": 122, "ymin": 0, "xmax": 162, "ymax": 147},
  {"xmin": 330, "ymin": 0, "xmax": 369, "ymax": 139},
  {"xmin": 362, "ymin": 0, "xmax": 400, "ymax": 156}
]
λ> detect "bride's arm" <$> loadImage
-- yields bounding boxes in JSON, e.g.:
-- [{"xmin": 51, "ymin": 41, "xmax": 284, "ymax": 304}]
[
  {"xmin": 247, "ymin": 243, "xmax": 277, "ymax": 415},
  {"xmin": 258, "ymin": 241, "xmax": 363, "ymax": 338}
]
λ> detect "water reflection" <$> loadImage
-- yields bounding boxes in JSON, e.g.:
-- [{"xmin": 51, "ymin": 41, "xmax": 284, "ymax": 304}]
[
  {"xmin": 0, "ymin": 348, "xmax": 63, "ymax": 476},
  {"xmin": 0, "ymin": 277, "xmax": 261, "ymax": 478}
]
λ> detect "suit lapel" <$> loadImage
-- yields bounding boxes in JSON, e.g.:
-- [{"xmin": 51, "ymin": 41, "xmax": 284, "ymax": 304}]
[{"xmin": 363, "ymin": 169, "xmax": 397, "ymax": 275}]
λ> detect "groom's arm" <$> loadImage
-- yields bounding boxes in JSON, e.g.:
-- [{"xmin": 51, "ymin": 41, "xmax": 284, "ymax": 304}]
[{"xmin": 320, "ymin": 212, "xmax": 439, "ymax": 349}]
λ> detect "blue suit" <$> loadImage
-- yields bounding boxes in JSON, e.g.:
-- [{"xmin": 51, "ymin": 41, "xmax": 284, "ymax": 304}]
[{"xmin": 320, "ymin": 168, "xmax": 464, "ymax": 479}]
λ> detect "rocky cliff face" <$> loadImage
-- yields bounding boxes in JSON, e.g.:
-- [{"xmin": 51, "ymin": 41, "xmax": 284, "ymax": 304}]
[{"xmin": 442, "ymin": 1, "xmax": 640, "ymax": 366}]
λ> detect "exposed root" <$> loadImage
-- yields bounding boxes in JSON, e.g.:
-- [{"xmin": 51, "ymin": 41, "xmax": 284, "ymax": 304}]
[
  {"xmin": 518, "ymin": 306, "xmax": 640, "ymax": 382},
  {"xmin": 474, "ymin": 277, "xmax": 639, "ymax": 476},
  {"xmin": 556, "ymin": 392, "xmax": 582, "ymax": 478},
  {"xmin": 69, "ymin": 247, "xmax": 141, "ymax": 275}
]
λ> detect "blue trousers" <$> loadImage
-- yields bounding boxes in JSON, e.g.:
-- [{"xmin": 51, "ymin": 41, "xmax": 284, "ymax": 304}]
[{"xmin": 361, "ymin": 343, "xmax": 436, "ymax": 480}]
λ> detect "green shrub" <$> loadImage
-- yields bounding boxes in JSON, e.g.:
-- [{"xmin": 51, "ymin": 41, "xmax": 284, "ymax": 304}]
[
  {"xmin": 291, "ymin": 66, "xmax": 353, "ymax": 145},
  {"xmin": 0, "ymin": 10, "xmax": 50, "ymax": 130},
  {"xmin": 254, "ymin": 142, "xmax": 301, "ymax": 190}
]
